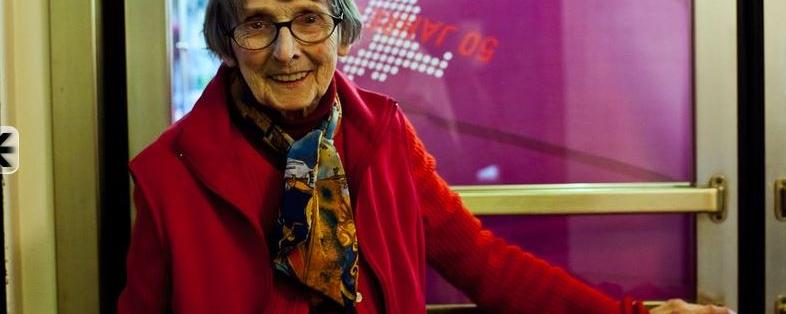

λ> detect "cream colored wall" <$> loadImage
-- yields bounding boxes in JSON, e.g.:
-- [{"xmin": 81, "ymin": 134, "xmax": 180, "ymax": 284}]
[
  {"xmin": 2, "ymin": 0, "xmax": 103, "ymax": 313},
  {"xmin": 764, "ymin": 0, "xmax": 786, "ymax": 310},
  {"xmin": 126, "ymin": 0, "xmax": 171, "ymax": 158},
  {"xmin": 49, "ymin": 0, "xmax": 101, "ymax": 312},
  {"xmin": 1, "ymin": 0, "xmax": 58, "ymax": 313}
]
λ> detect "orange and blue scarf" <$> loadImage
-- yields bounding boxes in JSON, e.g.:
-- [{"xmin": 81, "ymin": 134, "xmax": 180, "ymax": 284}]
[{"xmin": 230, "ymin": 76, "xmax": 360, "ymax": 309}]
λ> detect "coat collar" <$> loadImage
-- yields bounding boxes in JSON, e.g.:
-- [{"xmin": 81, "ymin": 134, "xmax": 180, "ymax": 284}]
[{"xmin": 173, "ymin": 65, "xmax": 398, "ymax": 237}]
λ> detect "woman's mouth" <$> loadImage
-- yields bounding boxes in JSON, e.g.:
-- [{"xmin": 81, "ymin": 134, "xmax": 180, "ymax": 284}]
[{"xmin": 270, "ymin": 71, "xmax": 310, "ymax": 83}]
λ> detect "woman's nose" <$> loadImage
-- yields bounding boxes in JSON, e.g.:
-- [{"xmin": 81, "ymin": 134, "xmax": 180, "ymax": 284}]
[{"xmin": 272, "ymin": 27, "xmax": 298, "ymax": 63}]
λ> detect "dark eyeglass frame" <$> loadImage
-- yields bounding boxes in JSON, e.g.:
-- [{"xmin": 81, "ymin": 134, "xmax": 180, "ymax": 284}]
[{"xmin": 228, "ymin": 12, "xmax": 344, "ymax": 50}]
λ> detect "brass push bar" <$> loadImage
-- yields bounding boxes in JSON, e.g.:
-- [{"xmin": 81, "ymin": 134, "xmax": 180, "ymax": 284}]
[{"xmin": 454, "ymin": 176, "xmax": 728, "ymax": 222}]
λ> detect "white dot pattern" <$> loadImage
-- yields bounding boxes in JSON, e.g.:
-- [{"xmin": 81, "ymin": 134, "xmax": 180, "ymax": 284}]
[{"xmin": 340, "ymin": 0, "xmax": 453, "ymax": 82}]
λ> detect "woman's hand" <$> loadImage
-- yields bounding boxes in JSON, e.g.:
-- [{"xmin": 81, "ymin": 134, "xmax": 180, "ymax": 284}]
[{"xmin": 649, "ymin": 299, "xmax": 734, "ymax": 314}]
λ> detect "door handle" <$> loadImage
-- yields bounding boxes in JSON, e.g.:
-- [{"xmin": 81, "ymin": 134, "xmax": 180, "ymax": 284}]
[
  {"xmin": 455, "ymin": 176, "xmax": 727, "ymax": 220},
  {"xmin": 776, "ymin": 295, "xmax": 786, "ymax": 314},
  {"xmin": 776, "ymin": 179, "xmax": 786, "ymax": 222}
]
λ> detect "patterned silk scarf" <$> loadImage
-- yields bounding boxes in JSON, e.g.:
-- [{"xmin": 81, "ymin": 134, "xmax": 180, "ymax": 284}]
[{"xmin": 229, "ymin": 75, "xmax": 360, "ymax": 309}]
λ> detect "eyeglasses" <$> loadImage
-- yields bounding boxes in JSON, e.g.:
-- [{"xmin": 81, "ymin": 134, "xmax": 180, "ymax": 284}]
[{"xmin": 229, "ymin": 12, "xmax": 343, "ymax": 50}]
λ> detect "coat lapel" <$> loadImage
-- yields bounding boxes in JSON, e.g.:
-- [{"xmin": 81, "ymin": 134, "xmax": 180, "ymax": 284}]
[
  {"xmin": 332, "ymin": 71, "xmax": 398, "ymax": 196},
  {"xmin": 332, "ymin": 71, "xmax": 404, "ymax": 313},
  {"xmin": 173, "ymin": 65, "xmax": 267, "ymax": 238}
]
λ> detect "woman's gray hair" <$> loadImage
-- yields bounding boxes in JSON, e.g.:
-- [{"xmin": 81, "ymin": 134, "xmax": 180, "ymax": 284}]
[{"xmin": 203, "ymin": 0, "xmax": 363, "ymax": 62}]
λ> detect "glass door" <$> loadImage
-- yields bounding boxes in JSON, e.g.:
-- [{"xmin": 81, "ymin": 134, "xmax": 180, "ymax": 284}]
[{"xmin": 125, "ymin": 0, "xmax": 740, "ymax": 310}]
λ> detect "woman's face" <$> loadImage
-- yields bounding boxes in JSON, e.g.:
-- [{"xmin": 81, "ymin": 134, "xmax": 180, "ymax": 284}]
[{"xmin": 228, "ymin": 0, "xmax": 350, "ymax": 117}]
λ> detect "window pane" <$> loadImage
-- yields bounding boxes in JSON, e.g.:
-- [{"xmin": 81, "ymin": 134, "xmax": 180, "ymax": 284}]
[
  {"xmin": 347, "ymin": 0, "xmax": 693, "ymax": 185},
  {"xmin": 427, "ymin": 215, "xmax": 694, "ymax": 303},
  {"xmin": 170, "ymin": 0, "xmax": 220, "ymax": 122}
]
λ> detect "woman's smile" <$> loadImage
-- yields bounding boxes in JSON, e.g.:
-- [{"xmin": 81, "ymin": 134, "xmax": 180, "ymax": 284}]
[{"xmin": 269, "ymin": 70, "xmax": 311, "ymax": 83}]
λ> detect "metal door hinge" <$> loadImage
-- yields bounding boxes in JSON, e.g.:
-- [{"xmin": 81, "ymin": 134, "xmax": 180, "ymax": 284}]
[
  {"xmin": 775, "ymin": 179, "xmax": 786, "ymax": 222},
  {"xmin": 708, "ymin": 176, "xmax": 728, "ymax": 223},
  {"xmin": 776, "ymin": 295, "xmax": 786, "ymax": 314}
]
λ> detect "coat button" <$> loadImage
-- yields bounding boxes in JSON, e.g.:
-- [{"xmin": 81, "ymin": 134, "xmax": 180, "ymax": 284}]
[{"xmin": 177, "ymin": 152, "xmax": 184, "ymax": 159}]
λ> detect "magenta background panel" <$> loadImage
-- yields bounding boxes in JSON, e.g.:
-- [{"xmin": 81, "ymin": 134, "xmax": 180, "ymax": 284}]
[
  {"xmin": 342, "ymin": 0, "xmax": 693, "ymax": 185},
  {"xmin": 426, "ymin": 215, "xmax": 695, "ymax": 303},
  {"xmin": 340, "ymin": 0, "xmax": 696, "ymax": 303}
]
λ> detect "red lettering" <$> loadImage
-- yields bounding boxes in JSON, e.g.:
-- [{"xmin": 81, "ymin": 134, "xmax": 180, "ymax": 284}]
[
  {"xmin": 434, "ymin": 25, "xmax": 458, "ymax": 47},
  {"xmin": 420, "ymin": 18, "xmax": 444, "ymax": 43},
  {"xmin": 379, "ymin": 15, "xmax": 498, "ymax": 64},
  {"xmin": 458, "ymin": 31, "xmax": 482, "ymax": 57},
  {"xmin": 367, "ymin": 9, "xmax": 386, "ymax": 30},
  {"xmin": 477, "ymin": 37, "xmax": 499, "ymax": 63},
  {"xmin": 381, "ymin": 10, "xmax": 396, "ymax": 35},
  {"xmin": 404, "ymin": 16, "xmax": 421, "ymax": 40},
  {"xmin": 393, "ymin": 15, "xmax": 415, "ymax": 37},
  {"xmin": 369, "ymin": 8, "xmax": 397, "ymax": 35}
]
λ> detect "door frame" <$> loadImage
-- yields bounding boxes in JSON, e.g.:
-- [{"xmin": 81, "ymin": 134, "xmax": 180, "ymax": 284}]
[
  {"xmin": 764, "ymin": 0, "xmax": 786, "ymax": 311},
  {"xmin": 694, "ymin": 0, "xmax": 739, "ymax": 308}
]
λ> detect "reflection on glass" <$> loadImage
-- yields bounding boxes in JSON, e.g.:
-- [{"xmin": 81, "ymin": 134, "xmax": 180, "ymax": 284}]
[
  {"xmin": 170, "ymin": 0, "xmax": 221, "ymax": 122},
  {"xmin": 347, "ymin": 0, "xmax": 693, "ymax": 185},
  {"xmin": 427, "ymin": 214, "xmax": 695, "ymax": 303}
]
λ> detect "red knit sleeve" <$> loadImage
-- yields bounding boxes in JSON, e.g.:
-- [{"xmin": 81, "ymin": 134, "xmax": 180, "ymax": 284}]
[{"xmin": 402, "ymin": 116, "xmax": 648, "ymax": 314}]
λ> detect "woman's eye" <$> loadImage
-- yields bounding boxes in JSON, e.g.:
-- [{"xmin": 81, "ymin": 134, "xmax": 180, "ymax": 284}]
[
  {"xmin": 302, "ymin": 14, "xmax": 319, "ymax": 24},
  {"xmin": 240, "ymin": 20, "xmax": 271, "ymax": 32}
]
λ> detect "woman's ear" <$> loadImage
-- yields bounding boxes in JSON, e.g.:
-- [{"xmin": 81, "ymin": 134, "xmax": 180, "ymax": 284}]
[{"xmin": 338, "ymin": 42, "xmax": 352, "ymax": 57}]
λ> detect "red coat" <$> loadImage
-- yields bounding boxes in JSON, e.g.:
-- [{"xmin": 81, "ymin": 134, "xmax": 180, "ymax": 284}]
[{"xmin": 119, "ymin": 66, "xmax": 647, "ymax": 314}]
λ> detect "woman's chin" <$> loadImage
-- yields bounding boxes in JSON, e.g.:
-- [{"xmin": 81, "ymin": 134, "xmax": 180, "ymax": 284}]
[{"xmin": 268, "ymin": 102, "xmax": 318, "ymax": 119}]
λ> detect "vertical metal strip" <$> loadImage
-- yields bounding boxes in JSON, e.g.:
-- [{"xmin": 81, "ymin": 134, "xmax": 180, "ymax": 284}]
[
  {"xmin": 50, "ymin": 0, "xmax": 101, "ymax": 312},
  {"xmin": 764, "ymin": 0, "xmax": 786, "ymax": 310},
  {"xmin": 125, "ymin": 0, "xmax": 172, "ymax": 159},
  {"xmin": 695, "ymin": 0, "xmax": 739, "ymax": 308},
  {"xmin": 0, "ymin": 5, "xmax": 4, "ymax": 309}
]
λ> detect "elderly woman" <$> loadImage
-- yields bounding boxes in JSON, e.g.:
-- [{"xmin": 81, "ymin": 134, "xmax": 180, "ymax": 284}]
[{"xmin": 118, "ymin": 0, "xmax": 731, "ymax": 313}]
